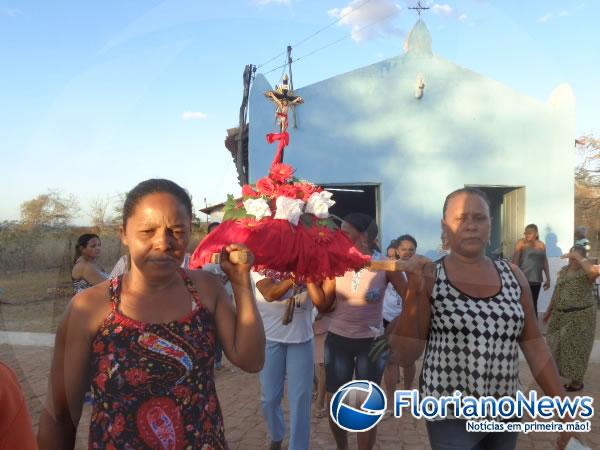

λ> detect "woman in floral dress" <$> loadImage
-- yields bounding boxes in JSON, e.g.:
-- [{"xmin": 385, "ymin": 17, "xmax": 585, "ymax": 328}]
[
  {"xmin": 38, "ymin": 179, "xmax": 265, "ymax": 449},
  {"xmin": 544, "ymin": 246, "xmax": 599, "ymax": 391}
]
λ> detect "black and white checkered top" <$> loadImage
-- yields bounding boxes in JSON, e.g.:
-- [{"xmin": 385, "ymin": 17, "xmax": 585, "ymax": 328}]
[{"xmin": 420, "ymin": 258, "xmax": 525, "ymax": 402}]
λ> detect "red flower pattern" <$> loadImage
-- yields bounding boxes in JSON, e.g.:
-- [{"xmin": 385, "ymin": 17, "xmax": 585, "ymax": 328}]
[
  {"xmin": 173, "ymin": 384, "xmax": 192, "ymax": 400},
  {"xmin": 295, "ymin": 182, "xmax": 321, "ymax": 201},
  {"xmin": 269, "ymin": 163, "xmax": 294, "ymax": 183},
  {"xmin": 242, "ymin": 185, "xmax": 259, "ymax": 198},
  {"xmin": 276, "ymin": 184, "xmax": 301, "ymax": 199},
  {"xmin": 89, "ymin": 271, "xmax": 227, "ymax": 449},
  {"xmin": 207, "ymin": 394, "xmax": 218, "ymax": 414},
  {"xmin": 94, "ymin": 373, "xmax": 108, "ymax": 391},
  {"xmin": 309, "ymin": 226, "xmax": 334, "ymax": 244},
  {"xmin": 125, "ymin": 367, "xmax": 149, "ymax": 386},
  {"xmin": 98, "ymin": 357, "xmax": 111, "ymax": 373},
  {"xmin": 111, "ymin": 413, "xmax": 125, "ymax": 436},
  {"xmin": 93, "ymin": 341, "xmax": 105, "ymax": 353},
  {"xmin": 256, "ymin": 177, "xmax": 277, "ymax": 197},
  {"xmin": 237, "ymin": 217, "xmax": 268, "ymax": 231}
]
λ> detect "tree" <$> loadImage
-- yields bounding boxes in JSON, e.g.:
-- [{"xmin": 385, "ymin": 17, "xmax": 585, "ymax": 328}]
[
  {"xmin": 88, "ymin": 195, "xmax": 112, "ymax": 231},
  {"xmin": 574, "ymin": 134, "xmax": 600, "ymax": 250},
  {"xmin": 20, "ymin": 190, "xmax": 80, "ymax": 228},
  {"xmin": 575, "ymin": 134, "xmax": 600, "ymax": 182},
  {"xmin": 111, "ymin": 192, "xmax": 127, "ymax": 226}
]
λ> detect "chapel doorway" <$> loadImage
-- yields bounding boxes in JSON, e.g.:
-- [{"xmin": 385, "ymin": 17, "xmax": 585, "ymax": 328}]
[
  {"xmin": 466, "ymin": 185, "xmax": 526, "ymax": 259},
  {"xmin": 320, "ymin": 182, "xmax": 382, "ymax": 236}
]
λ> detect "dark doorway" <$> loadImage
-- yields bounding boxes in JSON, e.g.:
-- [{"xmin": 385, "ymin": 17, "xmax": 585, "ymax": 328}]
[
  {"xmin": 321, "ymin": 183, "xmax": 381, "ymax": 230},
  {"xmin": 466, "ymin": 185, "xmax": 526, "ymax": 259}
]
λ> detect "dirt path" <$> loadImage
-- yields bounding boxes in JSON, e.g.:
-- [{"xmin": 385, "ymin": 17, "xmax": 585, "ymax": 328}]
[{"xmin": 2, "ymin": 344, "xmax": 599, "ymax": 450}]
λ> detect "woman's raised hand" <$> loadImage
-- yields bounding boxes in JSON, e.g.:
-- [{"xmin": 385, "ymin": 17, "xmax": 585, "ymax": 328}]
[
  {"xmin": 397, "ymin": 254, "xmax": 432, "ymax": 274},
  {"xmin": 560, "ymin": 251, "xmax": 583, "ymax": 261},
  {"xmin": 219, "ymin": 243, "xmax": 254, "ymax": 283}
]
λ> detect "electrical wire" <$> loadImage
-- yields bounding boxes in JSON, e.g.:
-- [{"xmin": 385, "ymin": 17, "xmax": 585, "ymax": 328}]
[
  {"xmin": 255, "ymin": 0, "xmax": 375, "ymax": 69},
  {"xmin": 262, "ymin": 11, "xmax": 396, "ymax": 76}
]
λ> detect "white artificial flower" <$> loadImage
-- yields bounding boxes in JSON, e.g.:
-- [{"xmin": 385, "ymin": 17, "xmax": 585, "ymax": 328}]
[
  {"xmin": 305, "ymin": 191, "xmax": 335, "ymax": 219},
  {"xmin": 274, "ymin": 196, "xmax": 305, "ymax": 226},
  {"xmin": 243, "ymin": 197, "xmax": 272, "ymax": 221}
]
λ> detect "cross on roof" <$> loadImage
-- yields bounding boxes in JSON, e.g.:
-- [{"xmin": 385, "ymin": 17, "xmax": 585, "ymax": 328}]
[{"xmin": 409, "ymin": 1, "xmax": 430, "ymax": 17}]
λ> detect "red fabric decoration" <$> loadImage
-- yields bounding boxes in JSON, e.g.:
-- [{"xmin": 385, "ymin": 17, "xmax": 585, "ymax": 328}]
[
  {"xmin": 136, "ymin": 397, "xmax": 185, "ymax": 450},
  {"xmin": 189, "ymin": 106, "xmax": 370, "ymax": 282},
  {"xmin": 266, "ymin": 132, "xmax": 289, "ymax": 166},
  {"xmin": 189, "ymin": 218, "xmax": 369, "ymax": 283}
]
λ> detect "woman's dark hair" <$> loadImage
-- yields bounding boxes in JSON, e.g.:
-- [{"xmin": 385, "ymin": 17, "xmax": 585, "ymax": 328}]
[
  {"xmin": 571, "ymin": 245, "xmax": 588, "ymax": 258},
  {"xmin": 386, "ymin": 239, "xmax": 399, "ymax": 252},
  {"xmin": 442, "ymin": 187, "xmax": 490, "ymax": 218},
  {"xmin": 525, "ymin": 224, "xmax": 539, "ymax": 239},
  {"xmin": 397, "ymin": 234, "xmax": 417, "ymax": 249},
  {"xmin": 207, "ymin": 222, "xmax": 220, "ymax": 233},
  {"xmin": 74, "ymin": 233, "xmax": 100, "ymax": 265},
  {"xmin": 122, "ymin": 179, "xmax": 193, "ymax": 228},
  {"xmin": 344, "ymin": 213, "xmax": 381, "ymax": 253}
]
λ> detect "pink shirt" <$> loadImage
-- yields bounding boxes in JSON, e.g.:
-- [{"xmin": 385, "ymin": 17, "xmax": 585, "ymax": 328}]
[
  {"xmin": 313, "ymin": 313, "xmax": 331, "ymax": 335},
  {"xmin": 328, "ymin": 268, "xmax": 387, "ymax": 339}
]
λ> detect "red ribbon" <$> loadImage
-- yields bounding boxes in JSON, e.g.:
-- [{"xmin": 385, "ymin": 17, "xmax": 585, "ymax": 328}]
[{"xmin": 266, "ymin": 131, "xmax": 289, "ymax": 165}]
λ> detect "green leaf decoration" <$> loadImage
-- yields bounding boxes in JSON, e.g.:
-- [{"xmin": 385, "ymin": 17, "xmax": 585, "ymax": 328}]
[
  {"xmin": 223, "ymin": 194, "xmax": 249, "ymax": 221},
  {"xmin": 317, "ymin": 218, "xmax": 337, "ymax": 230},
  {"xmin": 300, "ymin": 213, "xmax": 313, "ymax": 228}
]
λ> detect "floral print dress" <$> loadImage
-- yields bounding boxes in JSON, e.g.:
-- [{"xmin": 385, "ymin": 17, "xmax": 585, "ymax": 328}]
[
  {"xmin": 546, "ymin": 267, "xmax": 597, "ymax": 384},
  {"xmin": 88, "ymin": 270, "xmax": 227, "ymax": 450}
]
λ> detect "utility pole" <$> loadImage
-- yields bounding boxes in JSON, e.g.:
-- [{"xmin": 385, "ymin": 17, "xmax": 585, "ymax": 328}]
[
  {"xmin": 286, "ymin": 45, "xmax": 299, "ymax": 129},
  {"xmin": 237, "ymin": 64, "xmax": 254, "ymax": 185}
]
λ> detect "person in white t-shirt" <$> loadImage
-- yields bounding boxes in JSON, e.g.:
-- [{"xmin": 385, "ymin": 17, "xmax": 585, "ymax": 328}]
[
  {"xmin": 252, "ymin": 272, "xmax": 329, "ymax": 450},
  {"xmin": 382, "ymin": 235, "xmax": 417, "ymax": 410}
]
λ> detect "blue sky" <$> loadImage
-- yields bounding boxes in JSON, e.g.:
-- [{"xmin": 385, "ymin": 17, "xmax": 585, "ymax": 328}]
[{"xmin": 1, "ymin": 0, "xmax": 597, "ymax": 223}]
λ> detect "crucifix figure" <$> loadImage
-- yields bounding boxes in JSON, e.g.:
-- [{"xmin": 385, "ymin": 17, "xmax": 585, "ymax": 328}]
[
  {"xmin": 409, "ymin": 0, "xmax": 430, "ymax": 17},
  {"xmin": 264, "ymin": 74, "xmax": 303, "ymax": 164},
  {"xmin": 264, "ymin": 74, "xmax": 303, "ymax": 134}
]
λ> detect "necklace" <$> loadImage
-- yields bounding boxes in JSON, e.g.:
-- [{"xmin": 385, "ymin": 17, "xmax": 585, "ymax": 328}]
[
  {"xmin": 352, "ymin": 268, "xmax": 367, "ymax": 292},
  {"xmin": 352, "ymin": 249, "xmax": 379, "ymax": 292}
]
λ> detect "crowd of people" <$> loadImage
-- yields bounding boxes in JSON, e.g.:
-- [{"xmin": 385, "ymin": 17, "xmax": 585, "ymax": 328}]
[{"xmin": 1, "ymin": 179, "xmax": 598, "ymax": 450}]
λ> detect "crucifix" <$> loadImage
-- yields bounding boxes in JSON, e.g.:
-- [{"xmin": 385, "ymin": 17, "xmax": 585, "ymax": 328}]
[
  {"xmin": 264, "ymin": 73, "xmax": 303, "ymax": 163},
  {"xmin": 264, "ymin": 74, "xmax": 303, "ymax": 134},
  {"xmin": 408, "ymin": 0, "xmax": 430, "ymax": 17}
]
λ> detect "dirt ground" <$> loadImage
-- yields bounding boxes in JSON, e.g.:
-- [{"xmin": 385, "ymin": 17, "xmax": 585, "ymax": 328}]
[{"xmin": 0, "ymin": 268, "xmax": 71, "ymax": 333}]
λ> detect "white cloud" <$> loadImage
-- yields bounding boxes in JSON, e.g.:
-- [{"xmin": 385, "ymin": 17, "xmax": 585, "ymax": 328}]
[
  {"xmin": 327, "ymin": 0, "xmax": 402, "ymax": 42},
  {"xmin": 429, "ymin": 3, "xmax": 467, "ymax": 22},
  {"xmin": 431, "ymin": 3, "xmax": 453, "ymax": 16},
  {"xmin": 537, "ymin": 12, "xmax": 552, "ymax": 23},
  {"xmin": 537, "ymin": 9, "xmax": 570, "ymax": 23},
  {"xmin": 182, "ymin": 111, "xmax": 208, "ymax": 120}
]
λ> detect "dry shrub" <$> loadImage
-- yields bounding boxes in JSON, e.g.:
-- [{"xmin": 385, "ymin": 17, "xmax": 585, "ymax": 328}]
[{"xmin": 0, "ymin": 225, "xmax": 123, "ymax": 274}]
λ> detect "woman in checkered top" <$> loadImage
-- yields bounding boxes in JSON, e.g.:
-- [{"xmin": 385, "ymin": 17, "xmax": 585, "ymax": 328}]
[{"xmin": 388, "ymin": 188, "xmax": 574, "ymax": 450}]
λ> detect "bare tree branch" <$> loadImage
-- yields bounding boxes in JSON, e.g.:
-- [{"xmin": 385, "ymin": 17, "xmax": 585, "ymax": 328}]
[{"xmin": 88, "ymin": 195, "xmax": 112, "ymax": 231}]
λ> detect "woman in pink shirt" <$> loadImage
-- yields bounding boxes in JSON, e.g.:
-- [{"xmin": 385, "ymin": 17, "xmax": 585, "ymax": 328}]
[{"xmin": 307, "ymin": 213, "xmax": 406, "ymax": 450}]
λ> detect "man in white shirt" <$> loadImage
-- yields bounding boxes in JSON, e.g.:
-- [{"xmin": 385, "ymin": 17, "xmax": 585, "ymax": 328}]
[{"xmin": 252, "ymin": 272, "xmax": 314, "ymax": 450}]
